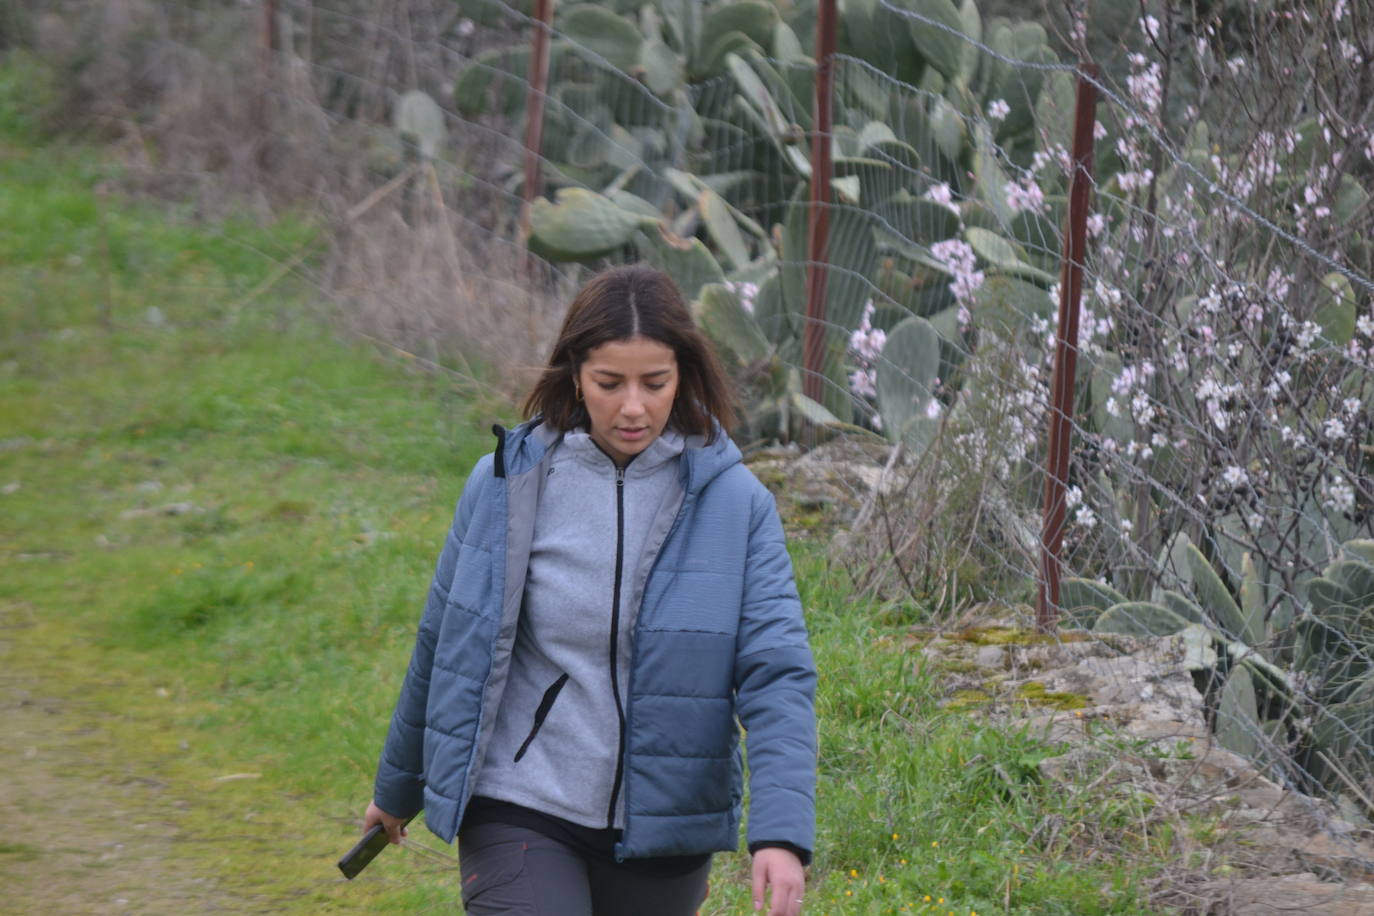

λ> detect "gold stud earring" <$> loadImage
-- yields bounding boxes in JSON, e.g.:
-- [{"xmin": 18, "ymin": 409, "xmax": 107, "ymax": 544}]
[{"xmin": 574, "ymin": 383, "xmax": 584, "ymax": 402}]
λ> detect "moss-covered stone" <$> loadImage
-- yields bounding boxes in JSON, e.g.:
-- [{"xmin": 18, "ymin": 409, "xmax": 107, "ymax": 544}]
[
  {"xmin": 1015, "ymin": 680, "xmax": 1090, "ymax": 710},
  {"xmin": 945, "ymin": 687, "xmax": 995, "ymax": 710},
  {"xmin": 951, "ymin": 625, "xmax": 1056, "ymax": 646}
]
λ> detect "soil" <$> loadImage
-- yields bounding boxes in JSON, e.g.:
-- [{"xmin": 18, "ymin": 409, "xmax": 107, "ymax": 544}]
[{"xmin": 0, "ymin": 610, "xmax": 248, "ymax": 914}]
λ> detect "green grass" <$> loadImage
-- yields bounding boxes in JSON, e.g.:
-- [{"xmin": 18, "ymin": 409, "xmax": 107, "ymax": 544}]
[{"xmin": 0, "ymin": 109, "xmax": 1170, "ymax": 913}]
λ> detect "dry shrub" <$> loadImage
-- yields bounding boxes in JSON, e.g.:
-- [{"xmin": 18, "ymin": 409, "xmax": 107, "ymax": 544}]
[
  {"xmin": 21, "ymin": 0, "xmax": 573, "ymax": 399},
  {"xmin": 327, "ymin": 188, "xmax": 574, "ymax": 396},
  {"xmin": 33, "ymin": 0, "xmax": 335, "ymax": 217},
  {"xmin": 838, "ymin": 336, "xmax": 1047, "ymax": 620}
]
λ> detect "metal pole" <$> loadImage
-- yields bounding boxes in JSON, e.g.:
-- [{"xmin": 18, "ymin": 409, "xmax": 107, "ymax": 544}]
[
  {"xmin": 1038, "ymin": 63, "xmax": 1100, "ymax": 632},
  {"xmin": 520, "ymin": 0, "xmax": 554, "ymax": 253},
  {"xmin": 803, "ymin": 0, "xmax": 838, "ymax": 404},
  {"xmin": 255, "ymin": 0, "xmax": 279, "ymax": 134}
]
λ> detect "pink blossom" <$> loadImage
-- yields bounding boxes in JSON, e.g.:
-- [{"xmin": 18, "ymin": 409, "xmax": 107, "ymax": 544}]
[
  {"xmin": 987, "ymin": 99, "xmax": 1010, "ymax": 121},
  {"xmin": 1004, "ymin": 178, "xmax": 1045, "ymax": 214},
  {"xmin": 922, "ymin": 182, "xmax": 960, "ymax": 215},
  {"xmin": 930, "ymin": 239, "xmax": 985, "ymax": 306},
  {"xmin": 848, "ymin": 368, "xmax": 877, "ymax": 399}
]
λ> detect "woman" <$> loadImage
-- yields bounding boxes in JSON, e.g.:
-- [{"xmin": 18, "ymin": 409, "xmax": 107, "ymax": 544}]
[{"xmin": 362, "ymin": 265, "xmax": 816, "ymax": 916}]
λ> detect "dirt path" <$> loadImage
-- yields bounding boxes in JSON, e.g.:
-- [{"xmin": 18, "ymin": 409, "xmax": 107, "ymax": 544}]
[{"xmin": 0, "ymin": 609, "xmax": 250, "ymax": 914}]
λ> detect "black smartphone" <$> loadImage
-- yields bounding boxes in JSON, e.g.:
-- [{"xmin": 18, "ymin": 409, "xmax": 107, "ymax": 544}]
[{"xmin": 338, "ymin": 823, "xmax": 395, "ymax": 880}]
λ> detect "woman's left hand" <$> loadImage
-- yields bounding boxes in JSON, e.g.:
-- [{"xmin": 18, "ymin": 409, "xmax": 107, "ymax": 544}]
[{"xmin": 752, "ymin": 847, "xmax": 806, "ymax": 916}]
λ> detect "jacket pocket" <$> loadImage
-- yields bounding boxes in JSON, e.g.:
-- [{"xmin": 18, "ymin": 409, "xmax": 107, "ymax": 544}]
[{"xmin": 512, "ymin": 672, "xmax": 570, "ymax": 763}]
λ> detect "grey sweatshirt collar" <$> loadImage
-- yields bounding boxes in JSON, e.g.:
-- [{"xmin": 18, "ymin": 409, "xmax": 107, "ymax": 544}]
[{"xmin": 560, "ymin": 427, "xmax": 686, "ymax": 476}]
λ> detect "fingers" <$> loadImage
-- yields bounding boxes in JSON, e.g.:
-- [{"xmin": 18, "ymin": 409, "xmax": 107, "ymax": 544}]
[
  {"xmin": 754, "ymin": 850, "xmax": 806, "ymax": 916},
  {"xmin": 363, "ymin": 801, "xmax": 408, "ymax": 845},
  {"xmin": 752, "ymin": 854, "xmax": 767, "ymax": 911},
  {"xmin": 765, "ymin": 873, "xmax": 805, "ymax": 916},
  {"xmin": 384, "ymin": 819, "xmax": 407, "ymax": 845},
  {"xmin": 362, "ymin": 801, "xmax": 383, "ymax": 834}
]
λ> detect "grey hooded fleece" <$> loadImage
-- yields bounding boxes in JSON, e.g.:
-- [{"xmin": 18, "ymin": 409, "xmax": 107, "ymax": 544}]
[{"xmin": 472, "ymin": 428, "xmax": 686, "ymax": 830}]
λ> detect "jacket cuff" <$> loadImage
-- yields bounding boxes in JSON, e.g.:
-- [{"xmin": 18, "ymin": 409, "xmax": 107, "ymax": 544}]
[
  {"xmin": 748, "ymin": 840, "xmax": 812, "ymax": 867},
  {"xmin": 373, "ymin": 768, "xmax": 425, "ymax": 821}
]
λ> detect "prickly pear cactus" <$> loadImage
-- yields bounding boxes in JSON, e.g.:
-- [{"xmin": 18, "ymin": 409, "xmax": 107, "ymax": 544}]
[{"xmin": 875, "ymin": 315, "xmax": 940, "ymax": 449}]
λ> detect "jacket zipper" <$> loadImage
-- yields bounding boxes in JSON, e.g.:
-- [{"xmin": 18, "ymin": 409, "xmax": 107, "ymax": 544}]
[{"xmin": 606, "ymin": 464, "xmax": 628, "ymax": 828}]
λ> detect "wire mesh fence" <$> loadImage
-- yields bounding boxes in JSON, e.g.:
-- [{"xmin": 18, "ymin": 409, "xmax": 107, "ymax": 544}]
[{"xmin": 27, "ymin": 0, "xmax": 1374, "ymax": 902}]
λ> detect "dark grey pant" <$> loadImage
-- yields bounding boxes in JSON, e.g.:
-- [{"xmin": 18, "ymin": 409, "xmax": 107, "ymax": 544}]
[{"xmin": 458, "ymin": 822, "xmax": 712, "ymax": 916}]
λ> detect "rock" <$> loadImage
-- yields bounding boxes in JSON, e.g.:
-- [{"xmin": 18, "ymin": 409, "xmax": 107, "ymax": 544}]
[
  {"xmin": 1187, "ymin": 874, "xmax": 1374, "ymax": 915},
  {"xmin": 975, "ymin": 645, "xmax": 1005, "ymax": 669},
  {"xmin": 930, "ymin": 619, "xmax": 1374, "ymax": 907}
]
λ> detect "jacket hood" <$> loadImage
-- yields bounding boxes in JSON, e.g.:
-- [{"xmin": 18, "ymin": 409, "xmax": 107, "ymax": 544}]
[{"xmin": 492, "ymin": 418, "xmax": 740, "ymax": 495}]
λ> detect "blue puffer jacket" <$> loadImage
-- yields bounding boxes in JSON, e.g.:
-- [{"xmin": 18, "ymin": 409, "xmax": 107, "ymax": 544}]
[{"xmin": 374, "ymin": 419, "xmax": 817, "ymax": 860}]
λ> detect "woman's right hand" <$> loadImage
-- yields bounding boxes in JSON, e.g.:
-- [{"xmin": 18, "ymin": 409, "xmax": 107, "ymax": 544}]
[{"xmin": 363, "ymin": 800, "xmax": 408, "ymax": 845}]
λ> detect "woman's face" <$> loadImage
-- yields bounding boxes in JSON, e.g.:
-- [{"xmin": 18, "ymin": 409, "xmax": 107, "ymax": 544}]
[{"xmin": 577, "ymin": 336, "xmax": 679, "ymax": 466}]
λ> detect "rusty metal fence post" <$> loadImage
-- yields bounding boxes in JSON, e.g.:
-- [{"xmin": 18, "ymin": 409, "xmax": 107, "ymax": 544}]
[
  {"xmin": 802, "ymin": 0, "xmax": 838, "ymax": 404},
  {"xmin": 520, "ymin": 0, "xmax": 555, "ymax": 256},
  {"xmin": 1038, "ymin": 63, "xmax": 1100, "ymax": 631}
]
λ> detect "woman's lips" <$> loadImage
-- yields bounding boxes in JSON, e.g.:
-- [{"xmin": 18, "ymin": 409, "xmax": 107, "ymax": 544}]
[{"xmin": 617, "ymin": 426, "xmax": 648, "ymax": 441}]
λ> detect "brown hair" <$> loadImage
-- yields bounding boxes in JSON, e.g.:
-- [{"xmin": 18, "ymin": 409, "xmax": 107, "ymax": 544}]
[{"xmin": 523, "ymin": 265, "xmax": 736, "ymax": 441}]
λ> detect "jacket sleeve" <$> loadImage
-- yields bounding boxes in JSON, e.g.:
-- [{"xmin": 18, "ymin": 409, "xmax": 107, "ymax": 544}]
[
  {"xmin": 373, "ymin": 454, "xmax": 493, "ymax": 818},
  {"xmin": 734, "ymin": 483, "xmax": 817, "ymax": 862}
]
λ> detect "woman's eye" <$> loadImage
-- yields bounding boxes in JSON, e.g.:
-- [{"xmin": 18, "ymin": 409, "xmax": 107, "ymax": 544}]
[
  {"xmin": 646, "ymin": 383, "xmax": 667, "ymax": 392},
  {"xmin": 597, "ymin": 382, "xmax": 618, "ymax": 391}
]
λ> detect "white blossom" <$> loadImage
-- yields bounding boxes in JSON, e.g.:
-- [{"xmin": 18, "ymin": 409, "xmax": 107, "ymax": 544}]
[
  {"xmin": 1065, "ymin": 485, "xmax": 1083, "ymax": 509},
  {"xmin": 1324, "ymin": 478, "xmax": 1355, "ymax": 514}
]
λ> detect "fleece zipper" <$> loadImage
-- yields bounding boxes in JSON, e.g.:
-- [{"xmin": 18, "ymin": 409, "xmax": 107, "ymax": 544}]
[{"xmin": 606, "ymin": 463, "xmax": 628, "ymax": 828}]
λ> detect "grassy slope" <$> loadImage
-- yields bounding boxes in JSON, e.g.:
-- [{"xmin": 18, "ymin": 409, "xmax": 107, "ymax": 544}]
[{"xmin": 0, "ymin": 118, "xmax": 1165, "ymax": 913}]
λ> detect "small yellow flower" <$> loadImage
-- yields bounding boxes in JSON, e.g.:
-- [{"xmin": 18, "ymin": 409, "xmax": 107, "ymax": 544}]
[
  {"xmin": 244, "ymin": 560, "xmax": 254, "ymax": 568},
  {"xmin": 938, "ymin": 898, "xmax": 945, "ymax": 904},
  {"xmin": 878, "ymin": 875, "xmax": 885, "ymax": 883},
  {"xmin": 931, "ymin": 841, "xmax": 939, "ymax": 848},
  {"xmin": 851, "ymin": 869, "xmax": 859, "ymax": 878},
  {"xmin": 924, "ymin": 895, "xmax": 931, "ymax": 902},
  {"xmin": 845, "ymin": 890, "xmax": 853, "ymax": 897},
  {"xmin": 892, "ymin": 832, "xmax": 900, "ymax": 840},
  {"xmin": 900, "ymin": 858, "xmax": 907, "ymax": 865}
]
